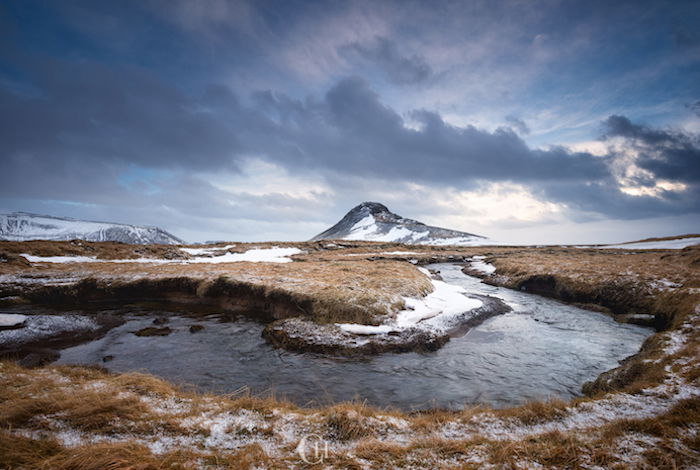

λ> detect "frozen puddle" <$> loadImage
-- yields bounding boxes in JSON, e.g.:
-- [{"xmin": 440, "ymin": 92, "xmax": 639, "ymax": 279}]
[{"xmin": 54, "ymin": 264, "xmax": 653, "ymax": 410}]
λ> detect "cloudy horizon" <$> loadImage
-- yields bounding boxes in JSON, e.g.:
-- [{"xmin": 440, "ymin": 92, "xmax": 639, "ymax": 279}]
[{"xmin": 1, "ymin": 0, "xmax": 699, "ymax": 244}]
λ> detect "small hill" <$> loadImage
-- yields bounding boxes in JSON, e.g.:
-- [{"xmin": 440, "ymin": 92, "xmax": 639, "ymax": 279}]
[{"xmin": 311, "ymin": 202, "xmax": 488, "ymax": 246}]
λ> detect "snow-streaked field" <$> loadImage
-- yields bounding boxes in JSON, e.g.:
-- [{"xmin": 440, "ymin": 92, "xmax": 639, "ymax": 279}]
[
  {"xmin": 596, "ymin": 236, "xmax": 700, "ymax": 250},
  {"xmin": 20, "ymin": 247, "xmax": 302, "ymax": 264}
]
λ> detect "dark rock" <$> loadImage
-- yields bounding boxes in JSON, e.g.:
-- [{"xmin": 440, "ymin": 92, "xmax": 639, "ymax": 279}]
[
  {"xmin": 102, "ymin": 355, "xmax": 114, "ymax": 362},
  {"xmin": 152, "ymin": 317, "xmax": 169, "ymax": 325},
  {"xmin": 189, "ymin": 324, "xmax": 204, "ymax": 333}
]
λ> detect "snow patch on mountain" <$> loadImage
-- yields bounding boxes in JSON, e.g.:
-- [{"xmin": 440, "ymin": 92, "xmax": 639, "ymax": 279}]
[
  {"xmin": 0, "ymin": 212, "xmax": 183, "ymax": 245},
  {"xmin": 311, "ymin": 202, "xmax": 489, "ymax": 246}
]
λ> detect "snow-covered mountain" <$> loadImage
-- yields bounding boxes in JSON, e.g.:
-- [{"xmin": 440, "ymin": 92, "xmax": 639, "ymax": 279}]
[
  {"xmin": 311, "ymin": 202, "xmax": 489, "ymax": 246},
  {"xmin": 0, "ymin": 212, "xmax": 183, "ymax": 245}
]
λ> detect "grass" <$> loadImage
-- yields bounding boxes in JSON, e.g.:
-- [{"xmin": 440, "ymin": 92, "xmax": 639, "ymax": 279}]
[{"xmin": 1, "ymin": 241, "xmax": 434, "ymax": 326}]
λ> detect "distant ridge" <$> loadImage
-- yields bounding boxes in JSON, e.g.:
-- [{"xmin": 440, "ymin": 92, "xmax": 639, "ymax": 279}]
[
  {"xmin": 0, "ymin": 212, "xmax": 183, "ymax": 245},
  {"xmin": 311, "ymin": 202, "xmax": 489, "ymax": 246}
]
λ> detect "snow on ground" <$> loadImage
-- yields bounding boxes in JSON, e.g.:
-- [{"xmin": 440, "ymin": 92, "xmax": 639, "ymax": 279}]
[
  {"xmin": 6, "ymin": 338, "xmax": 698, "ymax": 466},
  {"xmin": 179, "ymin": 244, "xmax": 236, "ymax": 255},
  {"xmin": 2, "ymin": 297, "xmax": 697, "ymax": 467},
  {"xmin": 20, "ymin": 247, "xmax": 302, "ymax": 265},
  {"xmin": 341, "ymin": 251, "xmax": 420, "ymax": 257},
  {"xmin": 335, "ymin": 324, "xmax": 395, "ymax": 335},
  {"xmin": 0, "ymin": 313, "xmax": 27, "ymax": 327},
  {"xmin": 595, "ymin": 236, "xmax": 700, "ymax": 250},
  {"xmin": 468, "ymin": 256, "xmax": 497, "ymax": 275},
  {"xmin": 0, "ymin": 315, "xmax": 99, "ymax": 347},
  {"xmin": 649, "ymin": 278, "xmax": 682, "ymax": 291},
  {"xmin": 186, "ymin": 247, "xmax": 301, "ymax": 264},
  {"xmin": 21, "ymin": 254, "xmax": 105, "ymax": 264},
  {"xmin": 422, "ymin": 236, "xmax": 490, "ymax": 246},
  {"xmin": 337, "ymin": 267, "xmax": 482, "ymax": 335}
]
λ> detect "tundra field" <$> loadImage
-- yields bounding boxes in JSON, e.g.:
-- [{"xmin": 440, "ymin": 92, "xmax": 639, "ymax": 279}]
[{"xmin": 0, "ymin": 238, "xmax": 699, "ymax": 469}]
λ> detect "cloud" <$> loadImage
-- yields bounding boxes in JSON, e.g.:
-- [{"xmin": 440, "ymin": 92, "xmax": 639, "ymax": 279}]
[
  {"xmin": 254, "ymin": 77, "xmax": 610, "ymax": 185},
  {"xmin": 0, "ymin": 60, "xmax": 243, "ymax": 174},
  {"xmin": 505, "ymin": 115, "xmax": 530, "ymax": 135},
  {"xmin": 602, "ymin": 115, "xmax": 700, "ymax": 183},
  {"xmin": 338, "ymin": 36, "xmax": 432, "ymax": 85},
  {"xmin": 689, "ymin": 100, "xmax": 700, "ymax": 117},
  {"xmin": 2, "ymin": 57, "xmax": 698, "ymax": 227}
]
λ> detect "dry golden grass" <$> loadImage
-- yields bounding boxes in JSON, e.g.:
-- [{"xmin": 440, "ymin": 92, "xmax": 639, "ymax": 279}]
[
  {"xmin": 0, "ymin": 240, "xmax": 434, "ymax": 325},
  {"xmin": 1, "ymin": 358, "xmax": 699, "ymax": 469},
  {"xmin": 493, "ymin": 398, "xmax": 569, "ymax": 425}
]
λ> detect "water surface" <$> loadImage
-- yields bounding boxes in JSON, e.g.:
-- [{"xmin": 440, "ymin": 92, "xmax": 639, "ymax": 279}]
[{"xmin": 57, "ymin": 264, "xmax": 653, "ymax": 409}]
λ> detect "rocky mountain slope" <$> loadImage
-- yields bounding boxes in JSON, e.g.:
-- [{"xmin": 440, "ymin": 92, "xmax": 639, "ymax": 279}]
[
  {"xmin": 0, "ymin": 212, "xmax": 183, "ymax": 245},
  {"xmin": 311, "ymin": 202, "xmax": 488, "ymax": 245}
]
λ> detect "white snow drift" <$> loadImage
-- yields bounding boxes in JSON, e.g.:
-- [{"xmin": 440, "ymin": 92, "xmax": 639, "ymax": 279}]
[
  {"xmin": 337, "ymin": 268, "xmax": 482, "ymax": 335},
  {"xmin": 21, "ymin": 247, "xmax": 302, "ymax": 265},
  {"xmin": 0, "ymin": 313, "xmax": 27, "ymax": 328}
]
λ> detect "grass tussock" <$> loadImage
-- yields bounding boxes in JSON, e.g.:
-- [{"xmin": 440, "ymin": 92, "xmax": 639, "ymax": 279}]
[
  {"xmin": 324, "ymin": 406, "xmax": 373, "ymax": 441},
  {"xmin": 0, "ymin": 430, "xmax": 64, "ymax": 469},
  {"xmin": 37, "ymin": 442, "xmax": 174, "ymax": 470}
]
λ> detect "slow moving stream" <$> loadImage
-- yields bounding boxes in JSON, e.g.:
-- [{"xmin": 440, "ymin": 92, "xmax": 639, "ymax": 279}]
[{"xmin": 56, "ymin": 264, "xmax": 653, "ymax": 410}]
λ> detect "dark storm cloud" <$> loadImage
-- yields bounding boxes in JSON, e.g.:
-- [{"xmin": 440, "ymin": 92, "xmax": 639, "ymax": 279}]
[
  {"xmin": 338, "ymin": 37, "xmax": 432, "ymax": 85},
  {"xmin": 0, "ymin": 58, "xmax": 242, "ymax": 171},
  {"xmin": 1, "ymin": 56, "xmax": 697, "ymax": 221},
  {"xmin": 603, "ymin": 115, "xmax": 700, "ymax": 183},
  {"xmin": 253, "ymin": 77, "xmax": 609, "ymax": 183}
]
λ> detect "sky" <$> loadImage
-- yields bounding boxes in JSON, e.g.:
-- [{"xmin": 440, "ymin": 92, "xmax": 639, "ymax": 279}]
[{"xmin": 1, "ymin": 0, "xmax": 699, "ymax": 244}]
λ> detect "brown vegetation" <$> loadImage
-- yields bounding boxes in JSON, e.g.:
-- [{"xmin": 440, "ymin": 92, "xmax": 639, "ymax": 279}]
[{"xmin": 0, "ymin": 239, "xmax": 699, "ymax": 468}]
